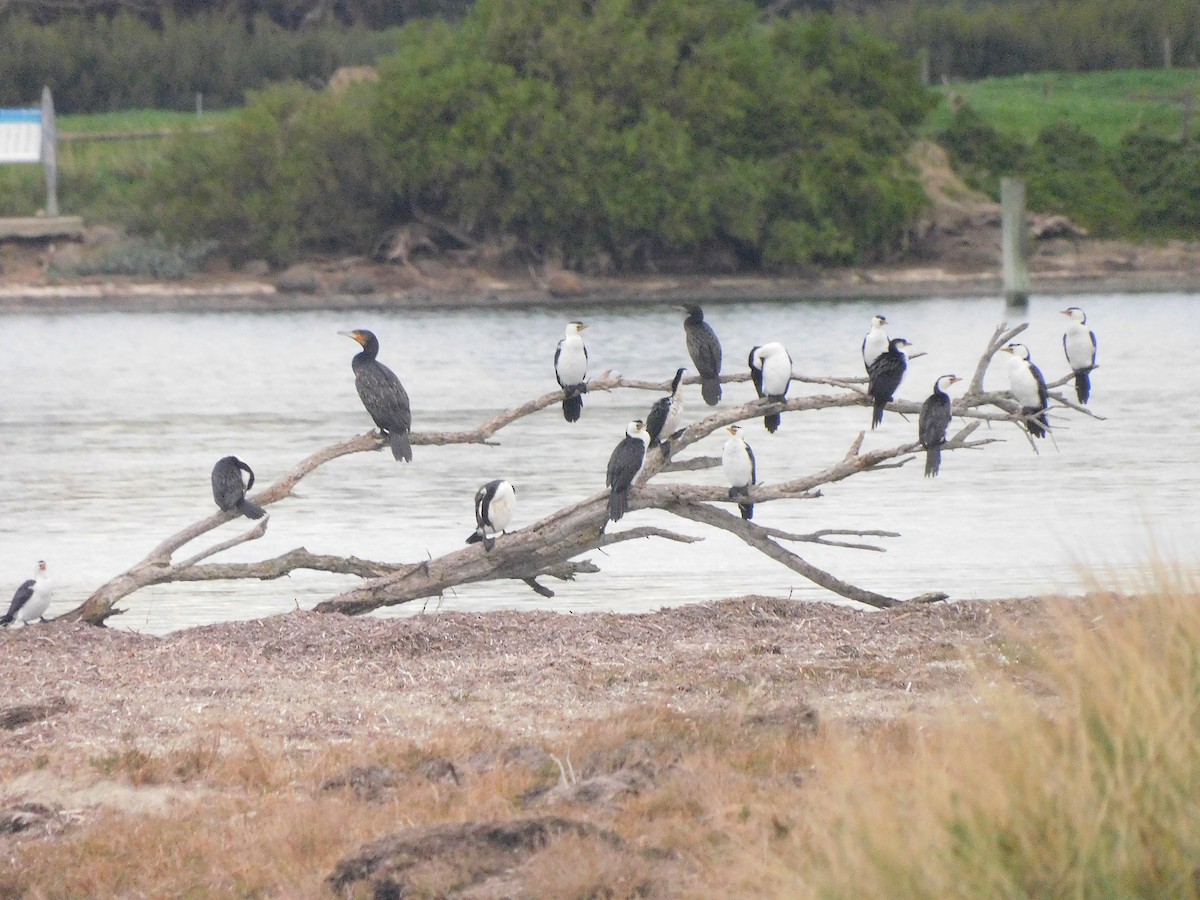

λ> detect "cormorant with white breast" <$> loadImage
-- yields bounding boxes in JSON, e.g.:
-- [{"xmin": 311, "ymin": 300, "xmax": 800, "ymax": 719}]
[
  {"xmin": 605, "ymin": 420, "xmax": 649, "ymax": 523},
  {"xmin": 918, "ymin": 375, "xmax": 961, "ymax": 478},
  {"xmin": 466, "ymin": 479, "xmax": 516, "ymax": 551},
  {"xmin": 1061, "ymin": 306, "xmax": 1097, "ymax": 404},
  {"xmin": 682, "ymin": 305, "xmax": 723, "ymax": 405},
  {"xmin": 645, "ymin": 367, "xmax": 686, "ymax": 451},
  {"xmin": 554, "ymin": 321, "xmax": 589, "ymax": 423},
  {"xmin": 340, "ymin": 329, "xmax": 412, "ymax": 461},
  {"xmin": 1000, "ymin": 343, "xmax": 1049, "ymax": 438},
  {"xmin": 748, "ymin": 342, "xmax": 793, "ymax": 434},
  {"xmin": 862, "ymin": 314, "xmax": 890, "ymax": 370},
  {"xmin": 867, "ymin": 337, "xmax": 912, "ymax": 429},
  {"xmin": 212, "ymin": 456, "xmax": 266, "ymax": 519},
  {"xmin": 722, "ymin": 425, "xmax": 757, "ymax": 520},
  {"xmin": 1, "ymin": 561, "xmax": 51, "ymax": 627}
]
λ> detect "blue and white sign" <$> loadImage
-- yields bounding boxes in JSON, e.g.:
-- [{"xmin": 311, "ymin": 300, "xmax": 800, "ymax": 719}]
[{"xmin": 0, "ymin": 108, "xmax": 43, "ymax": 164}]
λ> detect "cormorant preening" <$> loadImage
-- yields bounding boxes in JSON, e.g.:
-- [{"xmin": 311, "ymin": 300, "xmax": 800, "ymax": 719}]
[
  {"xmin": 1, "ymin": 561, "xmax": 51, "ymax": 627},
  {"xmin": 1061, "ymin": 306, "xmax": 1097, "ymax": 404},
  {"xmin": 867, "ymin": 337, "xmax": 912, "ymax": 429},
  {"xmin": 722, "ymin": 424, "xmax": 757, "ymax": 520},
  {"xmin": 605, "ymin": 419, "xmax": 649, "ymax": 523},
  {"xmin": 340, "ymin": 329, "xmax": 413, "ymax": 461},
  {"xmin": 554, "ymin": 321, "xmax": 589, "ymax": 423},
  {"xmin": 1001, "ymin": 343, "xmax": 1049, "ymax": 438},
  {"xmin": 646, "ymin": 367, "xmax": 686, "ymax": 451},
  {"xmin": 682, "ymin": 305, "xmax": 723, "ymax": 405},
  {"xmin": 466, "ymin": 479, "xmax": 516, "ymax": 551},
  {"xmin": 862, "ymin": 314, "xmax": 890, "ymax": 371},
  {"xmin": 749, "ymin": 342, "xmax": 793, "ymax": 434},
  {"xmin": 918, "ymin": 375, "xmax": 961, "ymax": 478},
  {"xmin": 211, "ymin": 456, "xmax": 266, "ymax": 520}
]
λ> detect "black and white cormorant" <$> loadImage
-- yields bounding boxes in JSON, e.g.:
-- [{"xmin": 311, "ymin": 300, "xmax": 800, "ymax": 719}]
[
  {"xmin": 862, "ymin": 314, "xmax": 890, "ymax": 371},
  {"xmin": 605, "ymin": 419, "xmax": 649, "ymax": 523},
  {"xmin": 1061, "ymin": 306, "xmax": 1097, "ymax": 404},
  {"xmin": 867, "ymin": 337, "xmax": 912, "ymax": 429},
  {"xmin": 211, "ymin": 456, "xmax": 266, "ymax": 520},
  {"xmin": 645, "ymin": 367, "xmax": 686, "ymax": 451},
  {"xmin": 1, "ymin": 560, "xmax": 51, "ymax": 627},
  {"xmin": 918, "ymin": 375, "xmax": 961, "ymax": 478},
  {"xmin": 466, "ymin": 479, "xmax": 517, "ymax": 551},
  {"xmin": 682, "ymin": 305, "xmax": 723, "ymax": 406},
  {"xmin": 722, "ymin": 424, "xmax": 757, "ymax": 520},
  {"xmin": 554, "ymin": 321, "xmax": 589, "ymax": 423},
  {"xmin": 1001, "ymin": 342, "xmax": 1049, "ymax": 438},
  {"xmin": 340, "ymin": 329, "xmax": 413, "ymax": 461},
  {"xmin": 748, "ymin": 342, "xmax": 793, "ymax": 434}
]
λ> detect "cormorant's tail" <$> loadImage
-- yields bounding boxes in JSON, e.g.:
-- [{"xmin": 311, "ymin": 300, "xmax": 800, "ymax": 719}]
[
  {"xmin": 0, "ymin": 613, "xmax": 12, "ymax": 627},
  {"xmin": 924, "ymin": 447, "xmax": 942, "ymax": 478},
  {"xmin": 738, "ymin": 501, "xmax": 754, "ymax": 520},
  {"xmin": 764, "ymin": 412, "xmax": 781, "ymax": 434},
  {"xmin": 237, "ymin": 499, "xmax": 267, "ymax": 520},
  {"xmin": 607, "ymin": 489, "xmax": 628, "ymax": 522},
  {"xmin": 701, "ymin": 378, "xmax": 721, "ymax": 406},
  {"xmin": 465, "ymin": 531, "xmax": 482, "ymax": 545},
  {"xmin": 1022, "ymin": 407, "xmax": 1047, "ymax": 438},
  {"xmin": 389, "ymin": 431, "xmax": 413, "ymax": 461},
  {"xmin": 1073, "ymin": 369, "xmax": 1091, "ymax": 404},
  {"xmin": 871, "ymin": 398, "xmax": 886, "ymax": 429},
  {"xmin": 465, "ymin": 531, "xmax": 496, "ymax": 551},
  {"xmin": 562, "ymin": 391, "xmax": 583, "ymax": 423}
]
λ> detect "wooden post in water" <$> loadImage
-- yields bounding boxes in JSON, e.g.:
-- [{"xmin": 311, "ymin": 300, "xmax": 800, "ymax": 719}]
[
  {"xmin": 1001, "ymin": 176, "xmax": 1030, "ymax": 308},
  {"xmin": 40, "ymin": 86, "xmax": 58, "ymax": 217}
]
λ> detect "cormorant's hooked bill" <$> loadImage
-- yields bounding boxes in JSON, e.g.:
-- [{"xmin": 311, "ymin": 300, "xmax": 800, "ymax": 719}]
[
  {"xmin": 682, "ymin": 305, "xmax": 723, "ymax": 406},
  {"xmin": 466, "ymin": 479, "xmax": 517, "ymax": 552},
  {"xmin": 1061, "ymin": 306, "xmax": 1097, "ymax": 404},
  {"xmin": 605, "ymin": 419, "xmax": 649, "ymax": 523},
  {"xmin": 1001, "ymin": 343, "xmax": 1049, "ymax": 438},
  {"xmin": 1, "ymin": 560, "xmax": 51, "ymax": 627},
  {"xmin": 554, "ymin": 321, "xmax": 589, "ymax": 423},
  {"xmin": 867, "ymin": 337, "xmax": 912, "ymax": 429},
  {"xmin": 212, "ymin": 455, "xmax": 267, "ymax": 520},
  {"xmin": 722, "ymin": 424, "xmax": 757, "ymax": 520},
  {"xmin": 340, "ymin": 329, "xmax": 413, "ymax": 461},
  {"xmin": 645, "ymin": 367, "xmax": 686, "ymax": 450},
  {"xmin": 918, "ymin": 375, "xmax": 961, "ymax": 478}
]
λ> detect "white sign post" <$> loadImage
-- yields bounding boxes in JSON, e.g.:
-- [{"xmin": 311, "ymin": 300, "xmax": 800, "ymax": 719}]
[{"xmin": 0, "ymin": 87, "xmax": 60, "ymax": 216}]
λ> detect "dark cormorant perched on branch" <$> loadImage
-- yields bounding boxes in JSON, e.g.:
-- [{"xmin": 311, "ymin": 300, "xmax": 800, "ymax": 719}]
[
  {"xmin": 340, "ymin": 329, "xmax": 413, "ymax": 461},
  {"xmin": 211, "ymin": 455, "xmax": 267, "ymax": 519},
  {"xmin": 867, "ymin": 337, "xmax": 912, "ymax": 429},
  {"xmin": 466, "ymin": 479, "xmax": 516, "ymax": 551},
  {"xmin": 554, "ymin": 321, "xmax": 589, "ymax": 423},
  {"xmin": 1061, "ymin": 306, "xmax": 1097, "ymax": 404},
  {"xmin": 918, "ymin": 375, "xmax": 961, "ymax": 477},
  {"xmin": 605, "ymin": 420, "xmax": 649, "ymax": 523},
  {"xmin": 682, "ymin": 305, "xmax": 723, "ymax": 406}
]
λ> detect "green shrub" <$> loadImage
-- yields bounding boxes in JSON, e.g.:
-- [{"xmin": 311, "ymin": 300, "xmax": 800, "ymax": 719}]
[{"xmin": 59, "ymin": 234, "xmax": 218, "ymax": 280}]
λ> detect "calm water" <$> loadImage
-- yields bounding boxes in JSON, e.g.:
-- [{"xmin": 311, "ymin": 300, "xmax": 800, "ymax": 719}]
[{"xmin": 0, "ymin": 292, "xmax": 1196, "ymax": 633}]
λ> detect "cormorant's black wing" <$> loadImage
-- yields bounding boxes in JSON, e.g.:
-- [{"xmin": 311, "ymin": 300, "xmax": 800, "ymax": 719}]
[
  {"xmin": 211, "ymin": 457, "xmax": 244, "ymax": 511},
  {"xmin": 919, "ymin": 394, "xmax": 951, "ymax": 449},
  {"xmin": 747, "ymin": 347, "xmax": 765, "ymax": 399},
  {"xmin": 1, "ymin": 579, "xmax": 34, "ymax": 624},
  {"xmin": 645, "ymin": 397, "xmax": 671, "ymax": 444},
  {"xmin": 354, "ymin": 360, "xmax": 412, "ymax": 433}
]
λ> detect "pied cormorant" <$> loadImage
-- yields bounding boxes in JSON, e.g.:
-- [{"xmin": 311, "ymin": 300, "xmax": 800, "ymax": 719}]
[
  {"xmin": 605, "ymin": 419, "xmax": 649, "ymax": 523},
  {"xmin": 211, "ymin": 456, "xmax": 266, "ymax": 520},
  {"xmin": 722, "ymin": 424, "xmax": 757, "ymax": 520},
  {"xmin": 1, "ymin": 561, "xmax": 51, "ymax": 627},
  {"xmin": 340, "ymin": 329, "xmax": 412, "ymax": 461},
  {"xmin": 918, "ymin": 375, "xmax": 961, "ymax": 478},
  {"xmin": 1001, "ymin": 343, "xmax": 1049, "ymax": 438},
  {"xmin": 748, "ymin": 342, "xmax": 793, "ymax": 434},
  {"xmin": 682, "ymin": 305, "xmax": 723, "ymax": 406},
  {"xmin": 646, "ymin": 367, "xmax": 686, "ymax": 451},
  {"xmin": 466, "ymin": 479, "xmax": 516, "ymax": 551},
  {"xmin": 554, "ymin": 321, "xmax": 589, "ymax": 423},
  {"xmin": 867, "ymin": 337, "xmax": 912, "ymax": 429},
  {"xmin": 862, "ymin": 314, "xmax": 890, "ymax": 371},
  {"xmin": 1061, "ymin": 306, "xmax": 1097, "ymax": 404}
]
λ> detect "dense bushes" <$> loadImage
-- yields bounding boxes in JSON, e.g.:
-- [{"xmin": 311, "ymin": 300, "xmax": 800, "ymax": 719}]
[{"xmin": 137, "ymin": 0, "xmax": 934, "ymax": 271}]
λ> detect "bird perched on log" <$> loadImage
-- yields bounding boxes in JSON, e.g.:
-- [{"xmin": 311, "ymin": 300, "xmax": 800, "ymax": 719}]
[
  {"xmin": 918, "ymin": 375, "xmax": 961, "ymax": 478},
  {"xmin": 645, "ymin": 367, "xmax": 686, "ymax": 452},
  {"xmin": 554, "ymin": 321, "xmax": 589, "ymax": 423},
  {"xmin": 466, "ymin": 479, "xmax": 516, "ymax": 551},
  {"xmin": 862, "ymin": 314, "xmax": 890, "ymax": 371},
  {"xmin": 1, "ymin": 560, "xmax": 52, "ymax": 627},
  {"xmin": 340, "ymin": 328, "xmax": 412, "ymax": 461},
  {"xmin": 748, "ymin": 342, "xmax": 793, "ymax": 434},
  {"xmin": 1001, "ymin": 343, "xmax": 1049, "ymax": 438},
  {"xmin": 1061, "ymin": 306, "xmax": 1097, "ymax": 404},
  {"xmin": 867, "ymin": 337, "xmax": 912, "ymax": 429},
  {"xmin": 605, "ymin": 420, "xmax": 649, "ymax": 523},
  {"xmin": 722, "ymin": 425, "xmax": 757, "ymax": 520},
  {"xmin": 211, "ymin": 456, "xmax": 267, "ymax": 520},
  {"xmin": 682, "ymin": 305, "xmax": 723, "ymax": 405}
]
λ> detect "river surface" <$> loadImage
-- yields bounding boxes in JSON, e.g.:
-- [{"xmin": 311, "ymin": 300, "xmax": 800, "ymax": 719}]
[{"xmin": 0, "ymin": 291, "xmax": 1196, "ymax": 634}]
